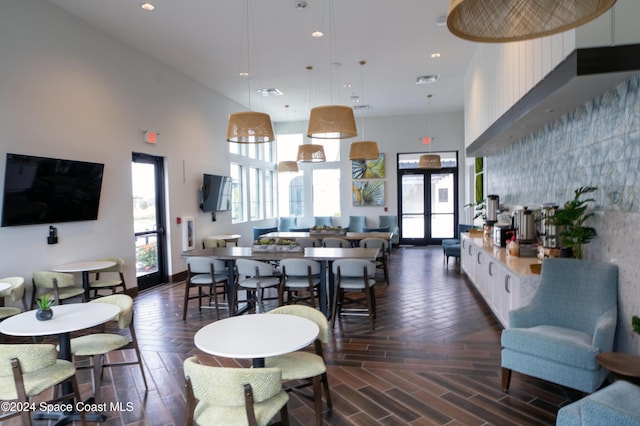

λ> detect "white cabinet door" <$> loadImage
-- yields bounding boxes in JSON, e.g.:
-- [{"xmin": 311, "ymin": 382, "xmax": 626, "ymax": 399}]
[
  {"xmin": 494, "ymin": 264, "xmax": 521, "ymax": 328},
  {"xmin": 461, "ymin": 237, "xmax": 476, "ymax": 281}
]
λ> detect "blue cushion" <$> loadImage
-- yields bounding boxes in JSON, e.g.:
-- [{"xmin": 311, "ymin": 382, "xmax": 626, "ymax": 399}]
[
  {"xmin": 362, "ymin": 226, "xmax": 390, "ymax": 233},
  {"xmin": 444, "ymin": 244, "xmax": 461, "ymax": 258},
  {"xmin": 278, "ymin": 217, "xmax": 297, "ymax": 232},
  {"xmin": 290, "ymin": 227, "xmax": 310, "ymax": 232},
  {"xmin": 348, "ymin": 216, "xmax": 366, "ymax": 233},
  {"xmin": 253, "ymin": 226, "xmax": 278, "ymax": 241},
  {"xmin": 314, "ymin": 216, "xmax": 333, "ymax": 227}
]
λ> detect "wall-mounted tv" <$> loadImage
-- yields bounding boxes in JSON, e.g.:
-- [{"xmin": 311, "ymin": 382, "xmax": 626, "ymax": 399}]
[
  {"xmin": 1, "ymin": 153, "xmax": 105, "ymax": 227},
  {"xmin": 200, "ymin": 174, "xmax": 232, "ymax": 212}
]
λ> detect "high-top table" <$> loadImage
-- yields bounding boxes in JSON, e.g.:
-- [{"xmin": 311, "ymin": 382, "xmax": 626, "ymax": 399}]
[
  {"xmin": 52, "ymin": 260, "xmax": 116, "ymax": 301},
  {"xmin": 194, "ymin": 314, "xmax": 319, "ymax": 368},
  {"xmin": 182, "ymin": 246, "xmax": 379, "ymax": 316},
  {"xmin": 0, "ymin": 302, "xmax": 120, "ymax": 424}
]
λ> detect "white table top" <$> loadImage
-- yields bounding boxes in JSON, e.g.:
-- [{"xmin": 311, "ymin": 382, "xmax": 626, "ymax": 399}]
[
  {"xmin": 194, "ymin": 314, "xmax": 319, "ymax": 359},
  {"xmin": 0, "ymin": 282, "xmax": 11, "ymax": 293},
  {"xmin": 51, "ymin": 260, "xmax": 116, "ymax": 273},
  {"xmin": 206, "ymin": 234, "xmax": 241, "ymax": 241},
  {"xmin": 0, "ymin": 303, "xmax": 120, "ymax": 337}
]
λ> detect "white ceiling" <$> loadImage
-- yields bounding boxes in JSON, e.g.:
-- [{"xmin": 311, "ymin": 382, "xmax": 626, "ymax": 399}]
[{"xmin": 48, "ymin": 0, "xmax": 477, "ymax": 123}]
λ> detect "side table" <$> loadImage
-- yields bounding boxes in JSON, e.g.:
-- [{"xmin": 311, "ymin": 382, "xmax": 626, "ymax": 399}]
[{"xmin": 596, "ymin": 352, "xmax": 640, "ymax": 385}]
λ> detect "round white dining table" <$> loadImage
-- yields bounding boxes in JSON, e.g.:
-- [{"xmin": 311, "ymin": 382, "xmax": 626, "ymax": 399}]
[
  {"xmin": 194, "ymin": 314, "xmax": 319, "ymax": 368},
  {"xmin": 52, "ymin": 260, "xmax": 116, "ymax": 300},
  {"xmin": 0, "ymin": 302, "xmax": 119, "ymax": 424},
  {"xmin": 0, "ymin": 282, "xmax": 12, "ymax": 293}
]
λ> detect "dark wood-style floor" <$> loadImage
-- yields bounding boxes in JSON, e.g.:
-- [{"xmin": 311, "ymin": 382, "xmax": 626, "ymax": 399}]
[{"xmin": 8, "ymin": 246, "xmax": 584, "ymax": 425}]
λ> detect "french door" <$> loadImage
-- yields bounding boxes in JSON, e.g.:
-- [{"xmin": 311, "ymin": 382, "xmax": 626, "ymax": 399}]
[
  {"xmin": 398, "ymin": 169, "xmax": 458, "ymax": 245},
  {"xmin": 132, "ymin": 152, "xmax": 168, "ymax": 290}
]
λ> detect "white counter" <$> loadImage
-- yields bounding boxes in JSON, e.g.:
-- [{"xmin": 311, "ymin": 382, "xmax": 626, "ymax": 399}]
[{"xmin": 460, "ymin": 233, "xmax": 542, "ymax": 328}]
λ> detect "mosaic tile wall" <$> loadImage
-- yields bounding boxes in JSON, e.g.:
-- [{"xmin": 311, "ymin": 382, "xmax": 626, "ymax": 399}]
[{"xmin": 486, "ymin": 76, "xmax": 640, "ymax": 353}]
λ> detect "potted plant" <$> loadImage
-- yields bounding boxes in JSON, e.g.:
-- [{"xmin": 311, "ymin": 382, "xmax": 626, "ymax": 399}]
[
  {"xmin": 550, "ymin": 187, "xmax": 597, "ymax": 259},
  {"xmin": 35, "ymin": 294, "xmax": 54, "ymax": 321}
]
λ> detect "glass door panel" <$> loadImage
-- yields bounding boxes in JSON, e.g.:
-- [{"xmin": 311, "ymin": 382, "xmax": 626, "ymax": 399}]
[
  {"xmin": 132, "ymin": 153, "xmax": 167, "ymax": 290},
  {"xmin": 430, "ymin": 173, "xmax": 455, "ymax": 239}
]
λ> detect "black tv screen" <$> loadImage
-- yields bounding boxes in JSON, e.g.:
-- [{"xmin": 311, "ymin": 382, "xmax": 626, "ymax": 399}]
[
  {"xmin": 1, "ymin": 153, "xmax": 105, "ymax": 227},
  {"xmin": 200, "ymin": 174, "xmax": 232, "ymax": 212}
]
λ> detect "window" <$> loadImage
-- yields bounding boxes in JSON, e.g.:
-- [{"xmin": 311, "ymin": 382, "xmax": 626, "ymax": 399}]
[
  {"xmin": 276, "ymin": 133, "xmax": 304, "ymax": 217},
  {"xmin": 230, "ymin": 163, "xmax": 245, "ymax": 223},
  {"xmin": 229, "ymin": 141, "xmax": 276, "ymax": 224},
  {"xmin": 249, "ymin": 167, "xmax": 262, "ymax": 221},
  {"xmin": 312, "ymin": 168, "xmax": 341, "ymax": 216}
]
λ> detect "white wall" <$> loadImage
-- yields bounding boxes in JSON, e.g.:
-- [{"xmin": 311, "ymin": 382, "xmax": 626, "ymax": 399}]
[{"xmin": 0, "ymin": 0, "xmax": 241, "ymax": 299}]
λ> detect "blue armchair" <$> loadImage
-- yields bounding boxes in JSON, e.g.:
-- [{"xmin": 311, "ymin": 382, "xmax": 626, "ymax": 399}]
[
  {"xmin": 556, "ymin": 380, "xmax": 640, "ymax": 425},
  {"xmin": 501, "ymin": 258, "xmax": 618, "ymax": 394}
]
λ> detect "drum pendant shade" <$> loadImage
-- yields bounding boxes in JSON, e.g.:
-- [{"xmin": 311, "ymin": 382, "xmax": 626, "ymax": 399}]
[
  {"xmin": 297, "ymin": 144, "xmax": 326, "ymax": 162},
  {"xmin": 349, "ymin": 141, "xmax": 380, "ymax": 160},
  {"xmin": 277, "ymin": 161, "xmax": 299, "ymax": 172},
  {"xmin": 307, "ymin": 105, "xmax": 358, "ymax": 139},
  {"xmin": 226, "ymin": 111, "xmax": 275, "ymax": 143},
  {"xmin": 446, "ymin": 0, "xmax": 617, "ymax": 43},
  {"xmin": 419, "ymin": 154, "xmax": 442, "ymax": 169}
]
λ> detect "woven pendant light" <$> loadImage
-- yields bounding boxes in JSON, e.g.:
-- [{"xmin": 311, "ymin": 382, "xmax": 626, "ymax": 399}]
[
  {"xmin": 418, "ymin": 154, "xmax": 442, "ymax": 169},
  {"xmin": 226, "ymin": 112, "xmax": 274, "ymax": 143},
  {"xmin": 226, "ymin": 0, "xmax": 275, "ymax": 143},
  {"xmin": 297, "ymin": 144, "xmax": 326, "ymax": 162},
  {"xmin": 349, "ymin": 141, "xmax": 379, "ymax": 160},
  {"xmin": 447, "ymin": 0, "xmax": 617, "ymax": 43},
  {"xmin": 307, "ymin": 105, "xmax": 357, "ymax": 139},
  {"xmin": 277, "ymin": 161, "xmax": 299, "ymax": 173}
]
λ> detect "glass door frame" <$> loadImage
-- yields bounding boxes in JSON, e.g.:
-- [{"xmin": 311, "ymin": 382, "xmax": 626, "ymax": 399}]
[
  {"xmin": 397, "ymin": 154, "xmax": 459, "ymax": 246},
  {"xmin": 132, "ymin": 152, "xmax": 168, "ymax": 290}
]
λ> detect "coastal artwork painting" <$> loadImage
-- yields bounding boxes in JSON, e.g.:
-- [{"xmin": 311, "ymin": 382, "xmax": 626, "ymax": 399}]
[
  {"xmin": 352, "ymin": 181, "xmax": 385, "ymax": 206},
  {"xmin": 352, "ymin": 153, "xmax": 385, "ymax": 179}
]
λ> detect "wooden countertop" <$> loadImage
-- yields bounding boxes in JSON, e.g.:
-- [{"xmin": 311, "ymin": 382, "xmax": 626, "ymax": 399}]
[{"xmin": 462, "ymin": 234, "xmax": 541, "ymax": 277}]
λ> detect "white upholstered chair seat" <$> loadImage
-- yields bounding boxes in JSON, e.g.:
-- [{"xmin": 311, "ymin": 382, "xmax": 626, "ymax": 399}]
[
  {"xmin": 265, "ymin": 351, "xmax": 325, "ymax": 380},
  {"xmin": 70, "ymin": 333, "xmax": 130, "ymax": 356},
  {"xmin": 0, "ymin": 307, "xmax": 21, "ymax": 320},
  {"xmin": 0, "ymin": 360, "xmax": 76, "ymax": 400},
  {"xmin": 337, "ymin": 277, "xmax": 376, "ymax": 290}
]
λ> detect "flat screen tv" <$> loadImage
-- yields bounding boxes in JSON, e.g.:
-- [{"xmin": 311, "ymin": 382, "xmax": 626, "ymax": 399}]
[
  {"xmin": 1, "ymin": 153, "xmax": 105, "ymax": 227},
  {"xmin": 200, "ymin": 174, "xmax": 232, "ymax": 212}
]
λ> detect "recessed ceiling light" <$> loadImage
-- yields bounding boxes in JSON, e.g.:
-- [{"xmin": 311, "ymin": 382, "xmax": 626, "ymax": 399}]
[
  {"xmin": 239, "ymin": 72, "xmax": 249, "ymax": 77},
  {"xmin": 312, "ymin": 31, "xmax": 324, "ymax": 38},
  {"xmin": 416, "ymin": 75, "xmax": 439, "ymax": 84},
  {"xmin": 430, "ymin": 52, "xmax": 441, "ymax": 59},
  {"xmin": 353, "ymin": 105, "xmax": 371, "ymax": 111},
  {"xmin": 140, "ymin": 3, "xmax": 155, "ymax": 11},
  {"xmin": 256, "ymin": 88, "xmax": 284, "ymax": 96}
]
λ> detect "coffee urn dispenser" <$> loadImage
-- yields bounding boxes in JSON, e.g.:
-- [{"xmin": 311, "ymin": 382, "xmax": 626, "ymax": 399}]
[
  {"xmin": 541, "ymin": 203, "xmax": 559, "ymax": 248},
  {"xmin": 515, "ymin": 207, "xmax": 536, "ymax": 243},
  {"xmin": 486, "ymin": 195, "xmax": 499, "ymax": 225}
]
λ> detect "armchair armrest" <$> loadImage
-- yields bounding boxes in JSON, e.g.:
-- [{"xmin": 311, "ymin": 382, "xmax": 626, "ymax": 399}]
[
  {"xmin": 508, "ymin": 303, "xmax": 543, "ymax": 328},
  {"xmin": 592, "ymin": 306, "xmax": 617, "ymax": 352}
]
